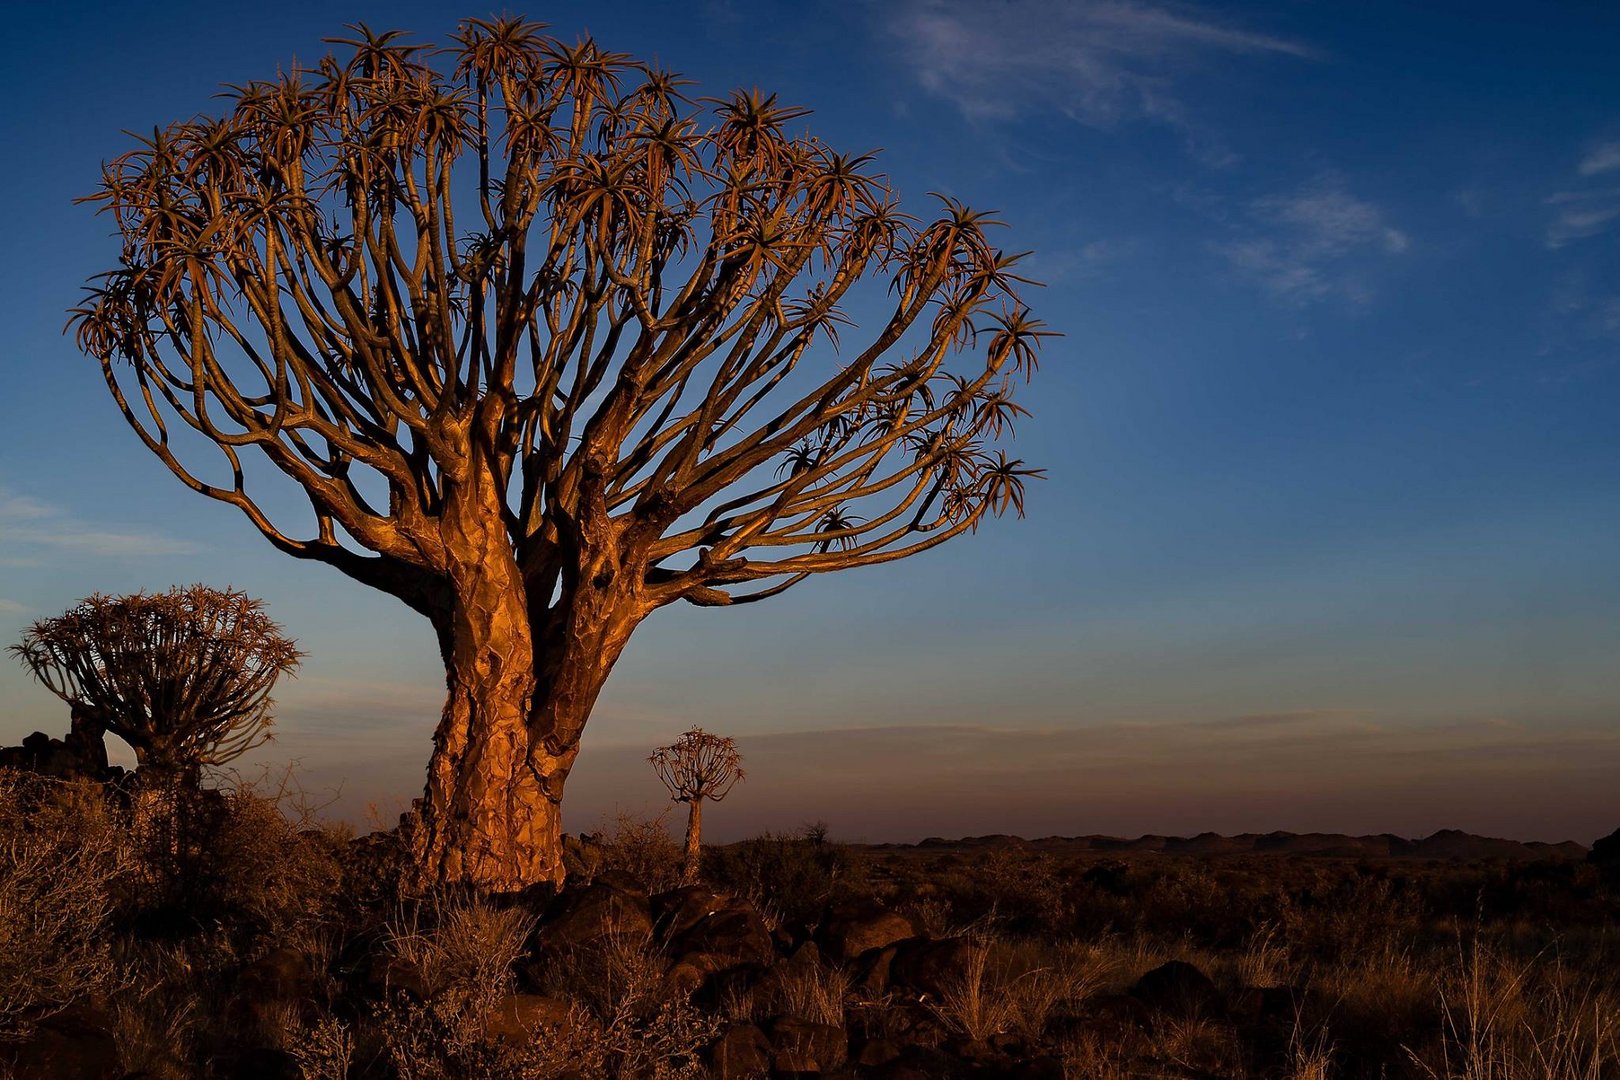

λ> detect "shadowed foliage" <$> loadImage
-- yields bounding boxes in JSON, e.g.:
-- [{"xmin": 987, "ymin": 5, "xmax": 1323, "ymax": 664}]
[
  {"xmin": 10, "ymin": 585, "xmax": 300, "ymax": 780},
  {"xmin": 650, "ymin": 727, "xmax": 745, "ymax": 883},
  {"xmin": 70, "ymin": 16, "xmax": 1047, "ymax": 888}
]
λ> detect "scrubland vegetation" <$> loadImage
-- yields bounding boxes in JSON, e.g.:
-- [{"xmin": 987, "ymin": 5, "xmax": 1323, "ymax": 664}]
[{"xmin": 0, "ymin": 766, "xmax": 1615, "ymax": 1079}]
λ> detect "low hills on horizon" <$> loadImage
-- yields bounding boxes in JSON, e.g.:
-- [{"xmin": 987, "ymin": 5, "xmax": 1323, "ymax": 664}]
[{"xmin": 869, "ymin": 828, "xmax": 1591, "ymax": 861}]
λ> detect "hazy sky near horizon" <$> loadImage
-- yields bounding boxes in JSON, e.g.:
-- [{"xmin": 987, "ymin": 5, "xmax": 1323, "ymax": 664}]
[{"xmin": 2, "ymin": 1, "xmax": 1618, "ymax": 843}]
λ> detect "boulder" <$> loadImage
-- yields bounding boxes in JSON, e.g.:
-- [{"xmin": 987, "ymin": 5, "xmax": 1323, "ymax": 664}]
[
  {"xmin": 769, "ymin": 1015, "xmax": 848, "ymax": 1073},
  {"xmin": 852, "ymin": 943, "xmax": 898, "ymax": 995},
  {"xmin": 534, "ymin": 876, "xmax": 653, "ymax": 953},
  {"xmin": 865, "ymin": 1045, "xmax": 968, "ymax": 1079},
  {"xmin": 890, "ymin": 937, "xmax": 977, "ymax": 1000},
  {"xmin": 818, "ymin": 903, "xmax": 918, "ymax": 962},
  {"xmin": 708, "ymin": 1022, "xmax": 772, "ymax": 1079},
  {"xmin": 1131, "ymin": 960, "xmax": 1225, "ymax": 1019},
  {"xmin": 854, "ymin": 1035, "xmax": 903, "ymax": 1067},
  {"xmin": 655, "ymin": 886, "xmax": 774, "ymax": 994}
]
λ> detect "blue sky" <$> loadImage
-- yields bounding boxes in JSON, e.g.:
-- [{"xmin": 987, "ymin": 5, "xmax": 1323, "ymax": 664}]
[{"xmin": 2, "ymin": 1, "xmax": 1618, "ymax": 842}]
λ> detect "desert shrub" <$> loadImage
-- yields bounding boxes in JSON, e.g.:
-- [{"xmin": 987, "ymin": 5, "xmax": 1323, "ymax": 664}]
[
  {"xmin": 386, "ymin": 894, "xmax": 533, "ymax": 1014},
  {"xmin": 583, "ymin": 809, "xmax": 685, "ymax": 892},
  {"xmin": 373, "ymin": 895, "xmax": 541, "ymax": 1079},
  {"xmin": 203, "ymin": 778, "xmax": 347, "ymax": 940},
  {"xmin": 518, "ymin": 932, "xmax": 719, "ymax": 1079},
  {"xmin": 706, "ymin": 822, "xmax": 855, "ymax": 926},
  {"xmin": 286, "ymin": 1015, "xmax": 354, "ymax": 1080},
  {"xmin": 0, "ymin": 770, "xmax": 127, "ymax": 1036}
]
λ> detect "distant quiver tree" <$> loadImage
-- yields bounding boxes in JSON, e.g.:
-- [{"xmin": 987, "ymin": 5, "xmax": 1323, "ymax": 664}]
[
  {"xmin": 650, "ymin": 727, "xmax": 744, "ymax": 883},
  {"xmin": 70, "ymin": 17, "xmax": 1048, "ymax": 888},
  {"xmin": 9, "ymin": 585, "xmax": 301, "ymax": 781}
]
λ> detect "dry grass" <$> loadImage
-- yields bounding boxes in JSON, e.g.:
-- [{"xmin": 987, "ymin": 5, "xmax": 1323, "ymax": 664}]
[
  {"xmin": 774, "ymin": 958, "xmax": 853, "ymax": 1027},
  {"xmin": 1408, "ymin": 940, "xmax": 1620, "ymax": 1080}
]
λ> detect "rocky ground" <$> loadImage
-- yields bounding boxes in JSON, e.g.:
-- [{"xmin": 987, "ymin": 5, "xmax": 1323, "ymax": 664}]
[{"xmin": 2, "ymin": 776, "xmax": 1618, "ymax": 1078}]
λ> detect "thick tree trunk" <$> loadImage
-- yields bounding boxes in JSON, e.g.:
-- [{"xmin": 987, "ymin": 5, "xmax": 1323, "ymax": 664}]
[
  {"xmin": 682, "ymin": 798, "xmax": 702, "ymax": 884},
  {"xmin": 408, "ymin": 468, "xmax": 640, "ymax": 891}
]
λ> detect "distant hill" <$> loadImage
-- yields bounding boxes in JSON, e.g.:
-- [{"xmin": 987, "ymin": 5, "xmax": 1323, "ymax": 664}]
[{"xmin": 891, "ymin": 829, "xmax": 1587, "ymax": 861}]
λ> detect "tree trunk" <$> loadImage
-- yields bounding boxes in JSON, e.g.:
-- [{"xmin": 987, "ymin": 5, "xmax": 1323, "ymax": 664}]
[
  {"xmin": 408, "ymin": 470, "xmax": 639, "ymax": 891},
  {"xmin": 683, "ymin": 798, "xmax": 702, "ymax": 884}
]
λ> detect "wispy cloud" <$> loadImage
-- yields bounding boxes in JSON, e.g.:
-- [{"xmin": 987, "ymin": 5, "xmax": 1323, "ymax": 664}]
[
  {"xmin": 1578, "ymin": 141, "xmax": 1620, "ymax": 177},
  {"xmin": 1544, "ymin": 136, "xmax": 1620, "ymax": 247},
  {"xmin": 1213, "ymin": 176, "xmax": 1408, "ymax": 301},
  {"xmin": 888, "ymin": 0, "xmax": 1314, "ymax": 137},
  {"xmin": 1545, "ymin": 187, "xmax": 1620, "ymax": 248},
  {"xmin": 0, "ymin": 599, "xmax": 28, "ymax": 616},
  {"xmin": 0, "ymin": 484, "xmax": 196, "ymax": 559}
]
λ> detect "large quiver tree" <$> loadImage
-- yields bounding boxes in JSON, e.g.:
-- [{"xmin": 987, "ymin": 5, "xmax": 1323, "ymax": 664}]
[{"xmin": 71, "ymin": 18, "xmax": 1049, "ymax": 889}]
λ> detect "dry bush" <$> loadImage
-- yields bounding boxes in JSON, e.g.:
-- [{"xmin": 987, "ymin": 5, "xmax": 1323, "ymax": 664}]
[
  {"xmin": 706, "ymin": 823, "xmax": 855, "ymax": 927},
  {"xmin": 585, "ymin": 809, "xmax": 685, "ymax": 892},
  {"xmin": 1236, "ymin": 920, "xmax": 1295, "ymax": 989},
  {"xmin": 527, "ymin": 931, "xmax": 720, "ymax": 1079},
  {"xmin": 204, "ymin": 773, "xmax": 346, "ymax": 936},
  {"xmin": 927, "ymin": 934, "xmax": 1011, "ymax": 1041},
  {"xmin": 373, "ymin": 893, "xmax": 548, "ymax": 1078},
  {"xmin": 966, "ymin": 936, "xmax": 1111, "ymax": 1041},
  {"xmin": 1152, "ymin": 1014, "xmax": 1248, "ymax": 1077},
  {"xmin": 386, "ymin": 894, "xmax": 534, "ymax": 1012},
  {"xmin": 0, "ymin": 771, "xmax": 127, "ymax": 1036},
  {"xmin": 287, "ymin": 1015, "xmax": 354, "ymax": 1080}
]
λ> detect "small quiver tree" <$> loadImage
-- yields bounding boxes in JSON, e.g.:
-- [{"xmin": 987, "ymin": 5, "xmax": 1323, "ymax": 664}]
[
  {"xmin": 11, "ymin": 585, "xmax": 300, "ymax": 902},
  {"xmin": 10, "ymin": 584, "xmax": 301, "ymax": 785},
  {"xmin": 650, "ymin": 728, "xmax": 744, "ymax": 884}
]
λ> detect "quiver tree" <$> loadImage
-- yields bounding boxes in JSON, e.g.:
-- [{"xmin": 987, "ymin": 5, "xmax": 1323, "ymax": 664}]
[
  {"xmin": 650, "ymin": 727, "xmax": 744, "ymax": 883},
  {"xmin": 10, "ymin": 585, "xmax": 300, "ymax": 783},
  {"xmin": 71, "ymin": 17, "xmax": 1049, "ymax": 888}
]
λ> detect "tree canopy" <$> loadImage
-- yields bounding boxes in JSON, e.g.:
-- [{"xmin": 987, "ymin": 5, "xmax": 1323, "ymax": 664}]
[
  {"xmin": 71, "ymin": 18, "xmax": 1048, "ymax": 620},
  {"xmin": 11, "ymin": 585, "xmax": 300, "ymax": 776}
]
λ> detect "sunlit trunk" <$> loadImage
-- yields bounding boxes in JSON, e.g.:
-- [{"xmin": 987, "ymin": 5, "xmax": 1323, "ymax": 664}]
[{"xmin": 409, "ymin": 470, "xmax": 639, "ymax": 890}]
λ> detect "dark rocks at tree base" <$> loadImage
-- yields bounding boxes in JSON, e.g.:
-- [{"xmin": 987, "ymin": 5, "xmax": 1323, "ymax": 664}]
[
  {"xmin": 1131, "ymin": 959, "xmax": 1227, "ymax": 1020},
  {"xmin": 532, "ymin": 872, "xmax": 654, "ymax": 953},
  {"xmin": 0, "ymin": 725, "xmax": 121, "ymax": 784}
]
